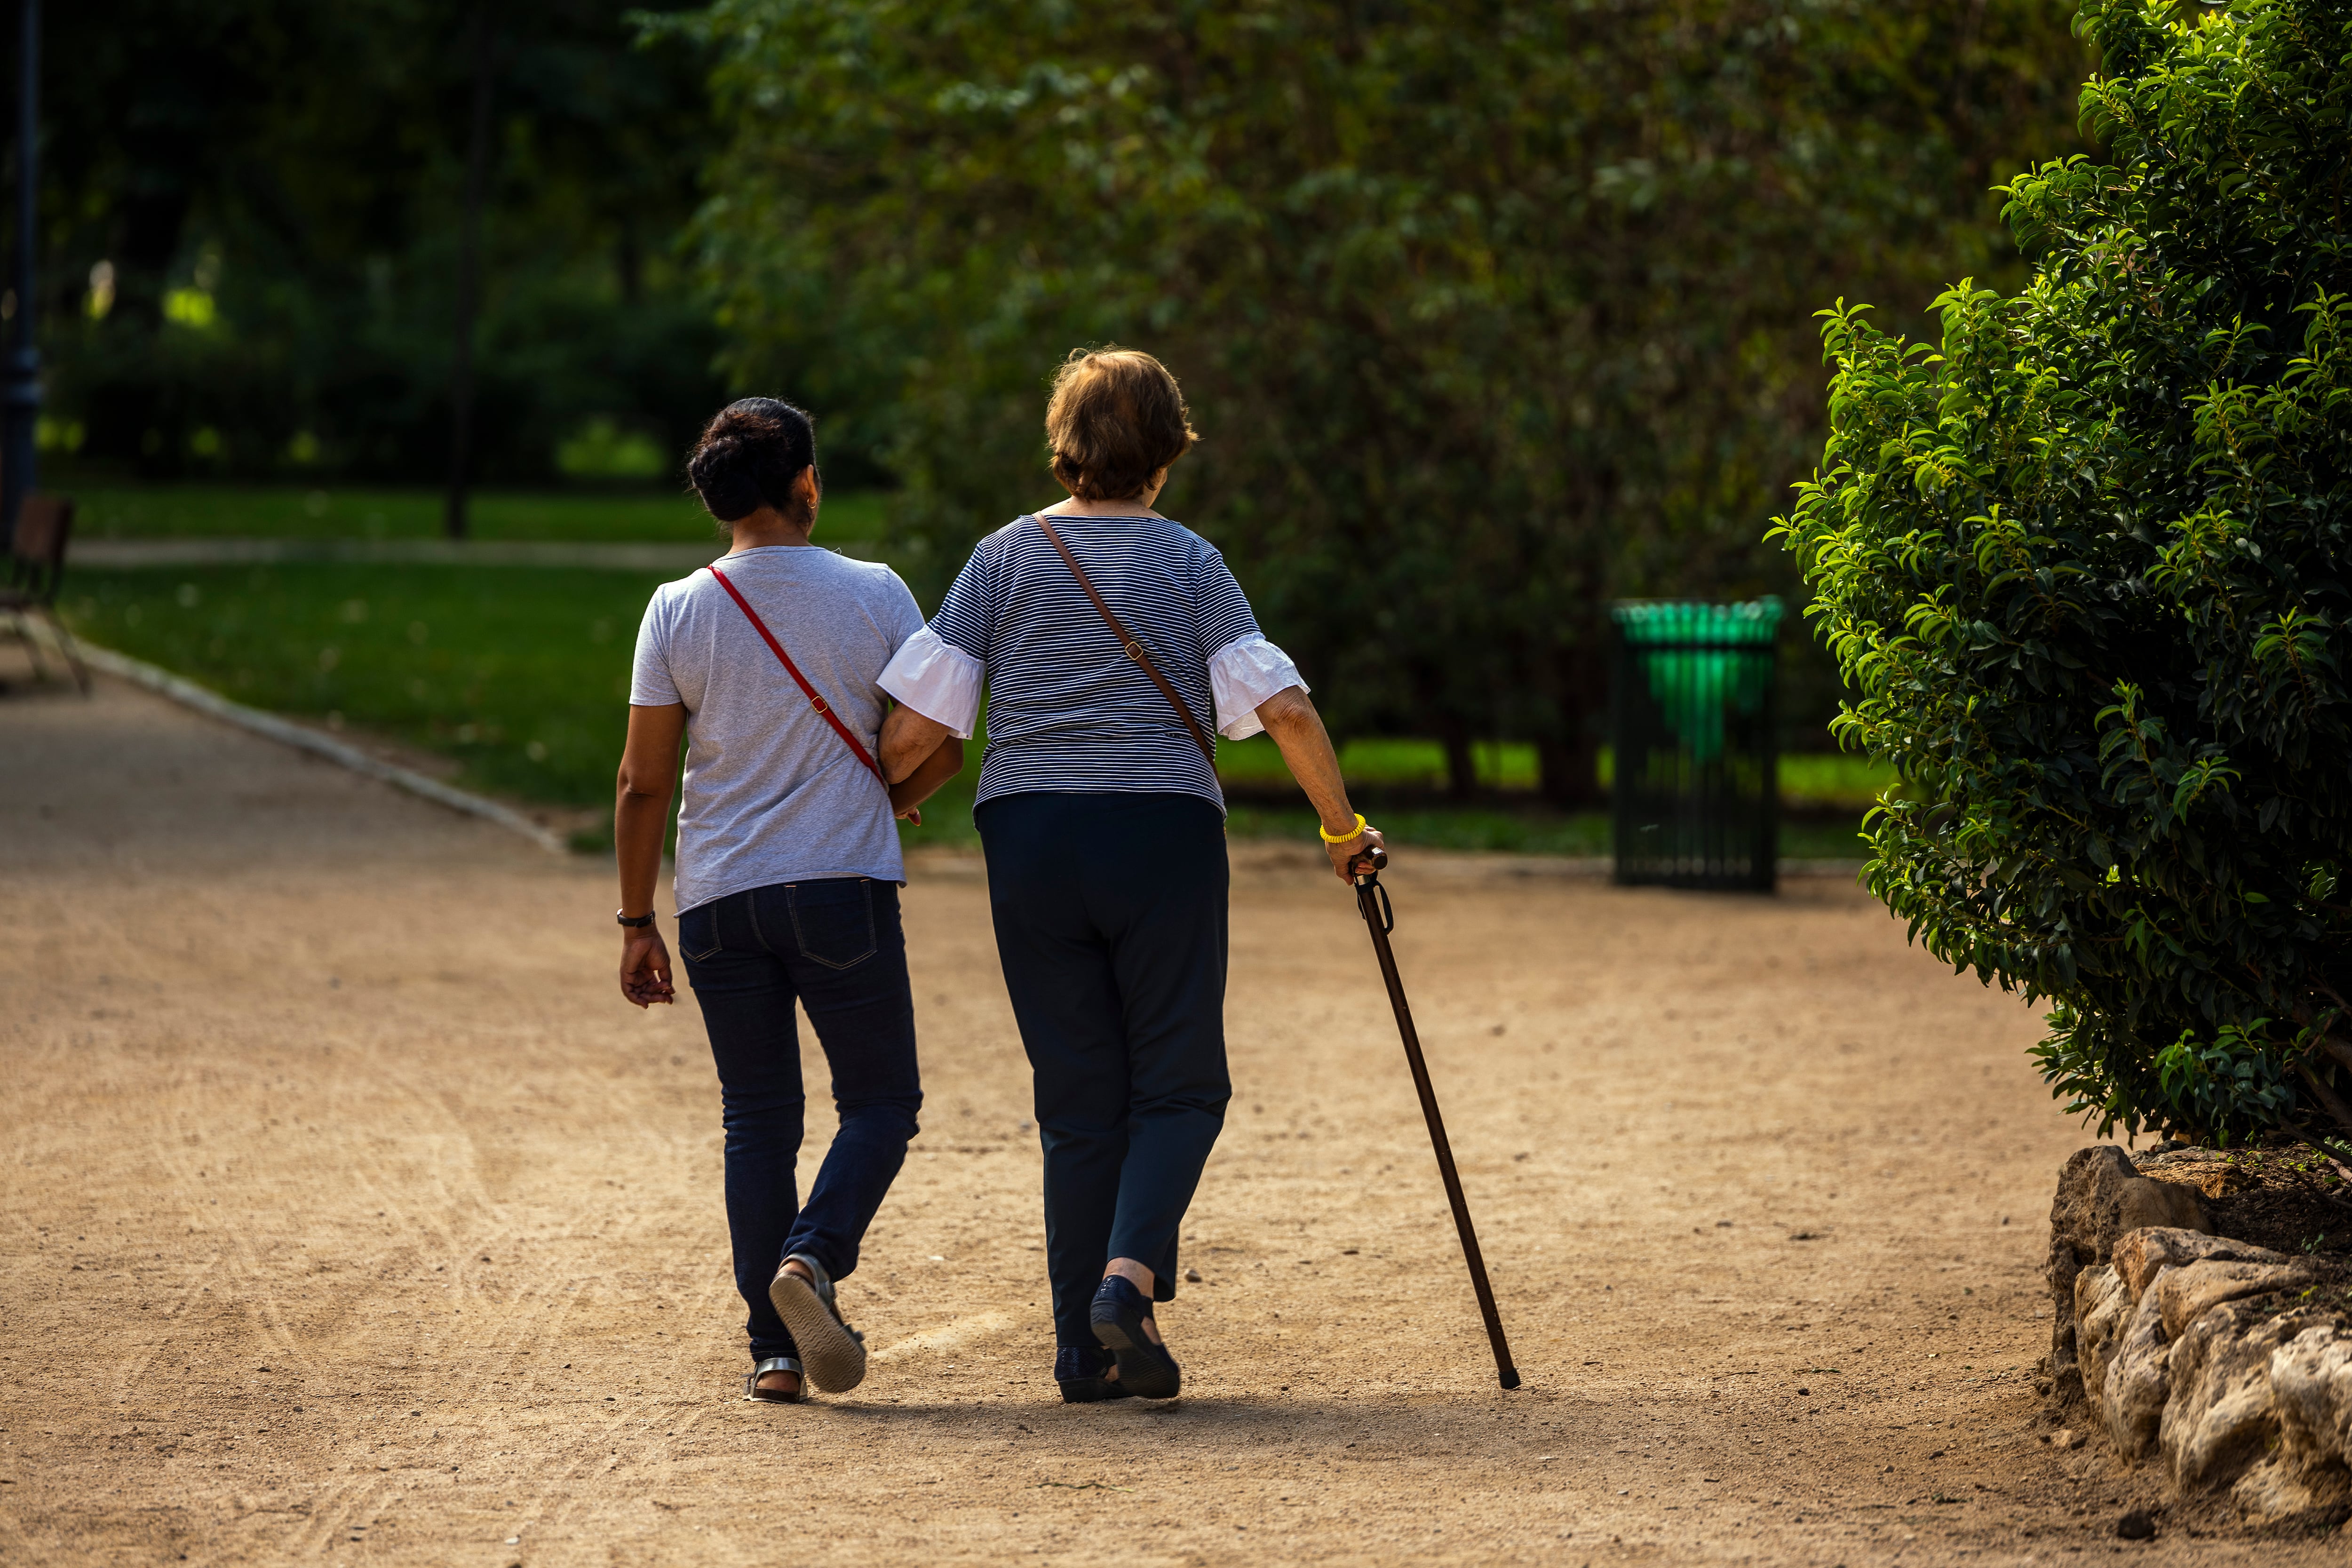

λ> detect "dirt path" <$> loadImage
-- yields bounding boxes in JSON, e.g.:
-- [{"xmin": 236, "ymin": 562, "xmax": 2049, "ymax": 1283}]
[{"xmin": 1, "ymin": 669, "xmax": 2326, "ymax": 1565}]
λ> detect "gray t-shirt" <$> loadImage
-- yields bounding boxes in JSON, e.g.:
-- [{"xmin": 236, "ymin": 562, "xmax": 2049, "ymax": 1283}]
[{"xmin": 629, "ymin": 546, "xmax": 926, "ymax": 912}]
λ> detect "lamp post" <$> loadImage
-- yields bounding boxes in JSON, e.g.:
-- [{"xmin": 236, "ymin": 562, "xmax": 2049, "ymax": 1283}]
[
  {"xmin": 1, "ymin": 0, "xmax": 40, "ymax": 555},
  {"xmin": 444, "ymin": 3, "xmax": 491, "ymax": 541}
]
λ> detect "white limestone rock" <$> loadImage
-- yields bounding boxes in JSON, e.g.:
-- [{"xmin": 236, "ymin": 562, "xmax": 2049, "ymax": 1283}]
[
  {"xmin": 2074, "ymin": 1264, "xmax": 2132, "ymax": 1405},
  {"xmin": 2045, "ymin": 1148, "xmax": 2210, "ymax": 1407},
  {"xmin": 2159, "ymin": 1304, "xmax": 2307, "ymax": 1489},
  {"xmin": 2272, "ymin": 1321, "xmax": 2352, "ymax": 1471},
  {"xmin": 2154, "ymin": 1259, "xmax": 2312, "ymax": 1340},
  {"xmin": 2113, "ymin": 1227, "xmax": 2289, "ymax": 1299},
  {"xmin": 2230, "ymin": 1453, "xmax": 2352, "ymax": 1524},
  {"xmin": 2098, "ymin": 1273, "xmax": 2176, "ymax": 1462}
]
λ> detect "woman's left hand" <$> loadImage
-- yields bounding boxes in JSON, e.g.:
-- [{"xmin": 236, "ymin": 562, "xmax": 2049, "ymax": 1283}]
[{"xmin": 1324, "ymin": 823, "xmax": 1385, "ymax": 883}]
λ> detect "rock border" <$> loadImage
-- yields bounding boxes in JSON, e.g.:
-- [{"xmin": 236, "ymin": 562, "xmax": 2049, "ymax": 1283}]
[{"xmin": 2043, "ymin": 1147, "xmax": 2352, "ymax": 1527}]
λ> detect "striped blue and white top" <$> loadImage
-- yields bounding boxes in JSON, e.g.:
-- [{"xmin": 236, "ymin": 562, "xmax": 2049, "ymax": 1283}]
[{"xmin": 878, "ymin": 512, "xmax": 1306, "ymax": 810}]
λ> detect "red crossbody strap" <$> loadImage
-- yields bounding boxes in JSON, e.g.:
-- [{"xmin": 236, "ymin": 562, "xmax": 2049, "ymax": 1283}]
[{"xmin": 706, "ymin": 564, "xmax": 884, "ymax": 782}]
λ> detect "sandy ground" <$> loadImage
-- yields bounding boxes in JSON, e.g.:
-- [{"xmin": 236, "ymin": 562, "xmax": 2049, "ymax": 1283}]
[{"xmin": 2, "ymin": 661, "xmax": 2335, "ymax": 1566}]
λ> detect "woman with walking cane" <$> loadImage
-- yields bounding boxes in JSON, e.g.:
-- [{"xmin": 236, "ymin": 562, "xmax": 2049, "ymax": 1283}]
[
  {"xmin": 612, "ymin": 398, "xmax": 964, "ymax": 1404},
  {"xmin": 875, "ymin": 347, "xmax": 1382, "ymax": 1402}
]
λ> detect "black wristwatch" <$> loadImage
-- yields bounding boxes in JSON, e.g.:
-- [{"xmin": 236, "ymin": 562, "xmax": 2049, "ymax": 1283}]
[{"xmin": 616, "ymin": 909, "xmax": 656, "ymax": 928}]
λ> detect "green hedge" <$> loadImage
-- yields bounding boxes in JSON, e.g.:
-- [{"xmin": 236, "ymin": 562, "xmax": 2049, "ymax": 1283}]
[{"xmin": 1776, "ymin": 0, "xmax": 2352, "ymax": 1146}]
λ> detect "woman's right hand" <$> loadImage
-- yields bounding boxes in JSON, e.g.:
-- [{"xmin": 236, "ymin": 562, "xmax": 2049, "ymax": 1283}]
[
  {"xmin": 1325, "ymin": 822, "xmax": 1385, "ymax": 883},
  {"xmin": 620, "ymin": 927, "xmax": 675, "ymax": 1008}
]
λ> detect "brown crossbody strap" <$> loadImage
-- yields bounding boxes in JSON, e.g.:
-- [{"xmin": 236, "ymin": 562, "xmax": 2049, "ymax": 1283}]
[{"xmin": 1030, "ymin": 513, "xmax": 1216, "ymax": 762}]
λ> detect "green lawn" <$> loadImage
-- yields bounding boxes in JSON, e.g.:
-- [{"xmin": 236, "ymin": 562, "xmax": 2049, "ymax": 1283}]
[
  {"xmin": 1220, "ymin": 803, "xmax": 1869, "ymax": 860},
  {"xmin": 1217, "ymin": 736, "xmax": 1876, "ymax": 860},
  {"xmin": 1216, "ymin": 733, "xmax": 1895, "ymax": 811},
  {"xmin": 64, "ymin": 564, "xmax": 661, "ymax": 810},
  {"xmin": 65, "ymin": 481, "xmax": 888, "ymax": 545},
  {"xmin": 60, "ymin": 543, "xmax": 1884, "ymax": 862}
]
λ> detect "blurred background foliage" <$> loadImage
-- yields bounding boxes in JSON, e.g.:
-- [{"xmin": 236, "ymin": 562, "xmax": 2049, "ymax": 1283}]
[
  {"xmin": 669, "ymin": 0, "xmax": 2095, "ymax": 799},
  {"xmin": 35, "ymin": 0, "xmax": 731, "ymax": 485},
  {"xmin": 23, "ymin": 0, "xmax": 2099, "ymax": 821}
]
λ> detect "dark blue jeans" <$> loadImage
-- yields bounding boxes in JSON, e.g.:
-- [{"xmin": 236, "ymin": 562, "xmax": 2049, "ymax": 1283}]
[
  {"xmin": 976, "ymin": 791, "xmax": 1231, "ymax": 1349},
  {"xmin": 676, "ymin": 877, "xmax": 922, "ymax": 1364}
]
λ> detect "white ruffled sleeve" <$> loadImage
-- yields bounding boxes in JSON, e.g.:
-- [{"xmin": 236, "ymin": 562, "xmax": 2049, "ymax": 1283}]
[
  {"xmin": 1208, "ymin": 635, "xmax": 1308, "ymax": 740},
  {"xmin": 878, "ymin": 626, "xmax": 983, "ymax": 739}
]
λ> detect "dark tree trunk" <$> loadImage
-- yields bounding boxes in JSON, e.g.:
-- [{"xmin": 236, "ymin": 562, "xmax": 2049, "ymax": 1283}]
[
  {"xmin": 1538, "ymin": 629, "xmax": 1610, "ymax": 808},
  {"xmin": 444, "ymin": 5, "xmax": 493, "ymax": 541},
  {"xmin": 616, "ymin": 222, "xmax": 641, "ymax": 305},
  {"xmin": 1536, "ymin": 732, "xmax": 1597, "ymax": 809},
  {"xmin": 80, "ymin": 18, "xmax": 196, "ymax": 475},
  {"xmin": 1437, "ymin": 713, "xmax": 1477, "ymax": 801},
  {"xmin": 2, "ymin": 0, "xmax": 40, "ymax": 549}
]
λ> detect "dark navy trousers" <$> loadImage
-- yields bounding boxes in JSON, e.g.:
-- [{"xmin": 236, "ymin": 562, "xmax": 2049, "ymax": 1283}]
[
  {"xmin": 677, "ymin": 877, "xmax": 922, "ymax": 1364},
  {"xmin": 976, "ymin": 791, "xmax": 1232, "ymax": 1348}
]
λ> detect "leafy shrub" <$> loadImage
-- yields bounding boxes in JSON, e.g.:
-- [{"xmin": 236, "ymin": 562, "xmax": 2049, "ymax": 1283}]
[{"xmin": 1775, "ymin": 0, "xmax": 2352, "ymax": 1147}]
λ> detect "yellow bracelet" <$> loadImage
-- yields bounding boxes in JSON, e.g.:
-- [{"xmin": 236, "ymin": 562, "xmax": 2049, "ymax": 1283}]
[{"xmin": 1318, "ymin": 812, "xmax": 1368, "ymax": 845}]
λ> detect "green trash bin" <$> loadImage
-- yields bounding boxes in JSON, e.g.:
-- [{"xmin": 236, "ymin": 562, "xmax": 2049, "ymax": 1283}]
[{"xmin": 1610, "ymin": 598, "xmax": 1781, "ymax": 890}]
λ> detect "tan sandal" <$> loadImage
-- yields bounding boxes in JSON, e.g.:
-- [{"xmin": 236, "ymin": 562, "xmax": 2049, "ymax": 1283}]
[
  {"xmin": 769, "ymin": 1254, "xmax": 867, "ymax": 1393},
  {"xmin": 744, "ymin": 1355, "xmax": 804, "ymax": 1403}
]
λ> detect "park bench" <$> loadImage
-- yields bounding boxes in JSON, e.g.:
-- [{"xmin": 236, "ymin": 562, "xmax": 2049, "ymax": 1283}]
[{"xmin": 1, "ymin": 493, "xmax": 90, "ymax": 693}]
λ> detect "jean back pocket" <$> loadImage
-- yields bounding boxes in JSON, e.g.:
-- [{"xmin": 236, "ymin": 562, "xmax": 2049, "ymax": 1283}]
[
  {"xmin": 787, "ymin": 879, "xmax": 877, "ymax": 970},
  {"xmin": 676, "ymin": 902, "xmax": 727, "ymax": 964}
]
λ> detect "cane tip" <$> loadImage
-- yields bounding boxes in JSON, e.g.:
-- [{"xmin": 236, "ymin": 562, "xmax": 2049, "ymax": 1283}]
[{"xmin": 1499, "ymin": 1367, "xmax": 1522, "ymax": 1390}]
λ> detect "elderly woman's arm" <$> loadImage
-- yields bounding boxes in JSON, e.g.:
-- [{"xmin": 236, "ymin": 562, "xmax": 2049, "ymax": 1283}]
[
  {"xmin": 888, "ymin": 736, "xmax": 964, "ymax": 818},
  {"xmin": 880, "ymin": 704, "xmax": 955, "ymax": 784},
  {"xmin": 1254, "ymin": 686, "xmax": 1384, "ymax": 882}
]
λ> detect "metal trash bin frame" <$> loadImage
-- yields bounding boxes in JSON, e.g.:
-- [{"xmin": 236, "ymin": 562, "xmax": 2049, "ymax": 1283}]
[{"xmin": 1609, "ymin": 598, "xmax": 1780, "ymax": 891}]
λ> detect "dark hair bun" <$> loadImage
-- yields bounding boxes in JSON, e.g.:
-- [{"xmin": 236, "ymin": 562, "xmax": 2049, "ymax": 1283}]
[{"xmin": 687, "ymin": 398, "xmax": 817, "ymax": 523}]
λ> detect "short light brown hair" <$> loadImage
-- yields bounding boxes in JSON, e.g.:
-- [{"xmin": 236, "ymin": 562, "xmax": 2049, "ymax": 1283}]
[{"xmin": 1045, "ymin": 347, "xmax": 1198, "ymax": 501}]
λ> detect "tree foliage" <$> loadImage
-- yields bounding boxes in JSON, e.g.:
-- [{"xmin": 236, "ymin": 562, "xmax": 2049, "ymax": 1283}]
[
  {"xmin": 1775, "ymin": 0, "xmax": 2352, "ymax": 1146},
  {"xmin": 675, "ymin": 0, "xmax": 2087, "ymax": 796},
  {"xmin": 32, "ymin": 0, "xmax": 723, "ymax": 481}
]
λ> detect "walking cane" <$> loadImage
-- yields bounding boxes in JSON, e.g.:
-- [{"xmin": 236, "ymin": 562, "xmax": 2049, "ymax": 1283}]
[{"xmin": 1349, "ymin": 845, "xmax": 1522, "ymax": 1389}]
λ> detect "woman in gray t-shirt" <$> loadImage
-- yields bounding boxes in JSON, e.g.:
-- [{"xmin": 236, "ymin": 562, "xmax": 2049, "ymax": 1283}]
[{"xmin": 612, "ymin": 398, "xmax": 962, "ymax": 1405}]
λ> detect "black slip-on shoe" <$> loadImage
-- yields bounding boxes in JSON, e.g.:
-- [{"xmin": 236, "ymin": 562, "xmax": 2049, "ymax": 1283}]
[
  {"xmin": 1055, "ymin": 1344, "xmax": 1133, "ymax": 1404},
  {"xmin": 1089, "ymin": 1276, "xmax": 1180, "ymax": 1400}
]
